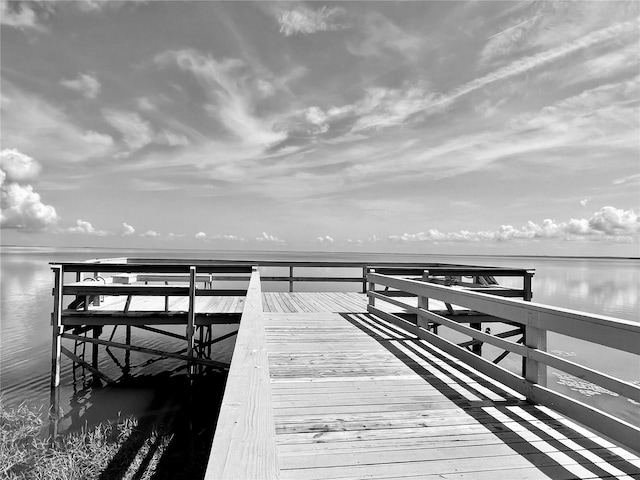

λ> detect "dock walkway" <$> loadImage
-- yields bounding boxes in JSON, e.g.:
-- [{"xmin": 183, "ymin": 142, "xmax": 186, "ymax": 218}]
[{"xmin": 209, "ymin": 292, "xmax": 640, "ymax": 480}]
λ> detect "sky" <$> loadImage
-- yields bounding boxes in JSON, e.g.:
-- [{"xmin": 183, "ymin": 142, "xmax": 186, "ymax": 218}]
[{"xmin": 1, "ymin": 0, "xmax": 639, "ymax": 256}]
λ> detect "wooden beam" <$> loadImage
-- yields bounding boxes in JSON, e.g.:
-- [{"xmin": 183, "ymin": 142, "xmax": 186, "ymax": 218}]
[
  {"xmin": 61, "ymin": 346, "xmax": 115, "ymax": 384},
  {"xmin": 60, "ymin": 333, "xmax": 229, "ymax": 370},
  {"xmin": 49, "ymin": 265, "xmax": 63, "ymax": 439},
  {"xmin": 206, "ymin": 267, "xmax": 280, "ymax": 480},
  {"xmin": 187, "ymin": 266, "xmax": 196, "ymax": 377}
]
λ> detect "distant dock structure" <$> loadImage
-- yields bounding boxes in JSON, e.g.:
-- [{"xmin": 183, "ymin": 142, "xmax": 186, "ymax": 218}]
[{"xmin": 50, "ymin": 258, "xmax": 640, "ymax": 479}]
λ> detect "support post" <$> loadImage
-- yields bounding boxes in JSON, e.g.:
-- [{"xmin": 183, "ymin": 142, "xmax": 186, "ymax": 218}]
[
  {"xmin": 367, "ymin": 269, "xmax": 375, "ymax": 308},
  {"xmin": 289, "ymin": 266, "xmax": 294, "ymax": 292},
  {"xmin": 524, "ymin": 310, "xmax": 547, "ymax": 394},
  {"xmin": 92, "ymin": 327, "xmax": 101, "ymax": 384},
  {"xmin": 50, "ymin": 265, "xmax": 63, "ymax": 439},
  {"xmin": 187, "ymin": 266, "xmax": 197, "ymax": 378},
  {"xmin": 124, "ymin": 326, "xmax": 131, "ymax": 375}
]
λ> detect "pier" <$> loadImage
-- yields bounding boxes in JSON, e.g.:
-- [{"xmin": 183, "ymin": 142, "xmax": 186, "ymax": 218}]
[{"xmin": 49, "ymin": 259, "xmax": 640, "ymax": 479}]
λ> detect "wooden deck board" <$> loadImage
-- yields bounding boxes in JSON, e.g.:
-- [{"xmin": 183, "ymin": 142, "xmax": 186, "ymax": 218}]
[{"xmin": 262, "ymin": 310, "xmax": 640, "ymax": 480}]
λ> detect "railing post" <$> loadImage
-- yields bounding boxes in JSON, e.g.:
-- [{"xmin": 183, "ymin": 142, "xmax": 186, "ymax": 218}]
[
  {"xmin": 50, "ymin": 265, "xmax": 63, "ymax": 439},
  {"xmin": 367, "ymin": 269, "xmax": 375, "ymax": 308},
  {"xmin": 524, "ymin": 310, "xmax": 547, "ymax": 393},
  {"xmin": 417, "ymin": 270, "xmax": 430, "ymax": 330},
  {"xmin": 362, "ymin": 267, "xmax": 367, "ymax": 293},
  {"xmin": 523, "ymin": 270, "xmax": 534, "ymax": 301},
  {"xmin": 187, "ymin": 266, "xmax": 197, "ymax": 378},
  {"xmin": 289, "ymin": 266, "xmax": 294, "ymax": 292}
]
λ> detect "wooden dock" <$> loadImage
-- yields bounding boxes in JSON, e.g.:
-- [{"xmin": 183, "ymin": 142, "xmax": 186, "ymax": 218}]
[{"xmin": 49, "ymin": 260, "xmax": 640, "ymax": 479}]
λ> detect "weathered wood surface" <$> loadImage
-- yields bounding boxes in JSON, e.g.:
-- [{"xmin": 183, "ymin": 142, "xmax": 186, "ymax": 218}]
[
  {"xmin": 205, "ymin": 269, "xmax": 280, "ymax": 480},
  {"xmin": 263, "ymin": 311, "xmax": 640, "ymax": 480}
]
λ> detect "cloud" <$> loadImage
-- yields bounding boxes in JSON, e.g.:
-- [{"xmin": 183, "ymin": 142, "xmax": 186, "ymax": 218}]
[
  {"xmin": 389, "ymin": 207, "xmax": 639, "ymax": 244},
  {"xmin": 0, "ymin": 182, "xmax": 59, "ymax": 230},
  {"xmin": 277, "ymin": 6, "xmax": 346, "ymax": 36},
  {"xmin": 102, "ymin": 109, "xmax": 154, "ymax": 153},
  {"xmin": 195, "ymin": 231, "xmax": 207, "ymax": 239},
  {"xmin": 480, "ymin": 17, "xmax": 537, "ymax": 65},
  {"xmin": 157, "ymin": 130, "xmax": 189, "ymax": 147},
  {"xmin": 588, "ymin": 206, "xmax": 639, "ymax": 236},
  {"xmin": 256, "ymin": 232, "xmax": 284, "ymax": 243},
  {"xmin": 0, "ymin": 148, "xmax": 59, "ymax": 231},
  {"xmin": 0, "ymin": 149, "xmax": 42, "ymax": 182},
  {"xmin": 60, "ymin": 72, "xmax": 101, "ymax": 99},
  {"xmin": 1, "ymin": 81, "xmax": 114, "ymax": 163},
  {"xmin": 141, "ymin": 230, "xmax": 161, "ymax": 238},
  {"xmin": 612, "ymin": 173, "xmax": 640, "ymax": 186},
  {"xmin": 580, "ymin": 199, "xmax": 589, "ymax": 207},
  {"xmin": 315, "ymin": 235, "xmax": 334, "ymax": 243},
  {"xmin": 66, "ymin": 219, "xmax": 111, "ymax": 236},
  {"xmin": 348, "ymin": 11, "xmax": 423, "ymax": 58},
  {"xmin": 122, "ymin": 222, "xmax": 135, "ymax": 236},
  {"xmin": 155, "ymin": 49, "xmax": 286, "ymax": 147},
  {"xmin": 0, "ymin": 1, "xmax": 45, "ymax": 31}
]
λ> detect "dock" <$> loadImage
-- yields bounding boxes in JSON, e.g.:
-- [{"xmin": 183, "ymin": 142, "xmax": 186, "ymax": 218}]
[{"xmin": 49, "ymin": 259, "xmax": 640, "ymax": 479}]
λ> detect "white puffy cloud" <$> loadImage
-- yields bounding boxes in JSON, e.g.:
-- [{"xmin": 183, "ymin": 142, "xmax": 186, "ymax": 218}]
[
  {"xmin": 141, "ymin": 230, "xmax": 161, "ymax": 238},
  {"xmin": 122, "ymin": 222, "xmax": 135, "ymax": 236},
  {"xmin": 66, "ymin": 219, "xmax": 111, "ymax": 236},
  {"xmin": 580, "ymin": 199, "xmax": 589, "ymax": 207},
  {"xmin": 0, "ymin": 149, "xmax": 42, "ymax": 182},
  {"xmin": 278, "ymin": 6, "xmax": 346, "ymax": 36},
  {"xmin": 588, "ymin": 206, "xmax": 639, "ymax": 235},
  {"xmin": 60, "ymin": 73, "xmax": 101, "ymax": 99},
  {"xmin": 315, "ymin": 235, "xmax": 334, "ymax": 243},
  {"xmin": 0, "ymin": 182, "xmax": 59, "ymax": 230},
  {"xmin": 195, "ymin": 231, "xmax": 207, "ymax": 239},
  {"xmin": 256, "ymin": 232, "xmax": 284, "ymax": 243},
  {"xmin": 390, "ymin": 207, "xmax": 639, "ymax": 244}
]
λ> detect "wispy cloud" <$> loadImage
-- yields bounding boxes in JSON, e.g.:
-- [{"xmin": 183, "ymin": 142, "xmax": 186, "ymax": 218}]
[
  {"xmin": 1, "ymin": 81, "xmax": 114, "ymax": 163},
  {"xmin": 60, "ymin": 72, "xmax": 101, "ymax": 99},
  {"xmin": 347, "ymin": 11, "xmax": 423, "ymax": 58},
  {"xmin": 155, "ymin": 49, "xmax": 286, "ymax": 147},
  {"xmin": 0, "ymin": 1, "xmax": 46, "ymax": 32},
  {"xmin": 102, "ymin": 109, "xmax": 154, "ymax": 154},
  {"xmin": 277, "ymin": 6, "xmax": 346, "ymax": 36}
]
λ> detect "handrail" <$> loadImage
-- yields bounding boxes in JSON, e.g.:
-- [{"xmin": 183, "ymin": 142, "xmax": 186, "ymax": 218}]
[
  {"xmin": 367, "ymin": 272, "xmax": 640, "ymax": 452},
  {"xmin": 205, "ymin": 268, "xmax": 280, "ymax": 479}
]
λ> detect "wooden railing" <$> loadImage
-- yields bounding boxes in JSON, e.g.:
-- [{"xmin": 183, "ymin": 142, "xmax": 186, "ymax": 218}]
[
  {"xmin": 205, "ymin": 267, "xmax": 280, "ymax": 480},
  {"xmin": 366, "ymin": 271, "xmax": 640, "ymax": 451}
]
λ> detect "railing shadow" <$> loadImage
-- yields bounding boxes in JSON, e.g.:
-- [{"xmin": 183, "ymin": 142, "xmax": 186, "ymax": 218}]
[{"xmin": 341, "ymin": 312, "xmax": 640, "ymax": 479}]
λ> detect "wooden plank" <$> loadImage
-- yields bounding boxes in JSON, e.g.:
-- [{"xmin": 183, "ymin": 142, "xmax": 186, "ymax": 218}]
[{"xmin": 205, "ymin": 268, "xmax": 280, "ymax": 480}]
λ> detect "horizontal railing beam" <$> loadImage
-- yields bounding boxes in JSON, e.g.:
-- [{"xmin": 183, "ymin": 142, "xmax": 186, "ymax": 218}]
[{"xmin": 368, "ymin": 273, "xmax": 640, "ymax": 354}]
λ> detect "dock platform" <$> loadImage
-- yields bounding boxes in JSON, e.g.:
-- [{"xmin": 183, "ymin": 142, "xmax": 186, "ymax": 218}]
[{"xmin": 48, "ymin": 259, "xmax": 640, "ymax": 479}]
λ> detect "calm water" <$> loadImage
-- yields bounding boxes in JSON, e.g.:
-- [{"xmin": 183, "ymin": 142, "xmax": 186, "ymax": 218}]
[{"xmin": 1, "ymin": 247, "xmax": 638, "ymax": 431}]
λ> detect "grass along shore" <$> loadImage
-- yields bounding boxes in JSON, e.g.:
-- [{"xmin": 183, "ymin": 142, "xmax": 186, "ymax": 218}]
[{"xmin": 0, "ymin": 399, "xmax": 170, "ymax": 480}]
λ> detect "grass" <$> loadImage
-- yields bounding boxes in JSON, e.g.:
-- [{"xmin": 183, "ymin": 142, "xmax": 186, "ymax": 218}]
[{"xmin": 0, "ymin": 399, "xmax": 169, "ymax": 480}]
